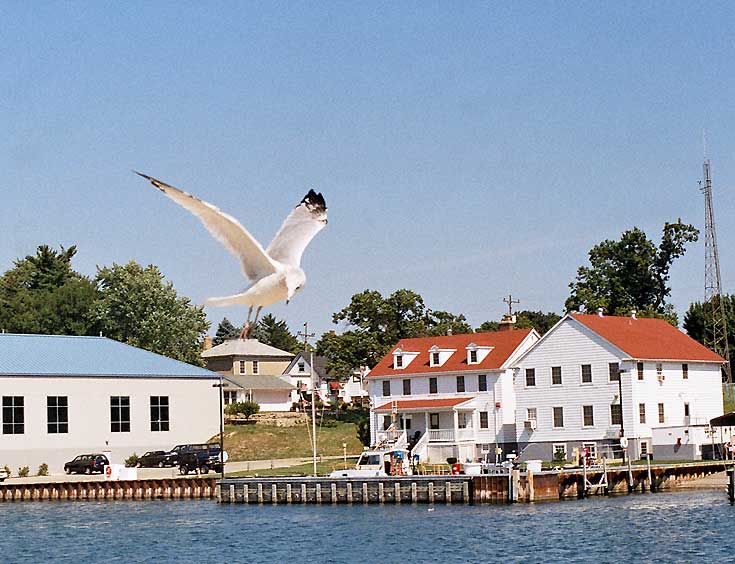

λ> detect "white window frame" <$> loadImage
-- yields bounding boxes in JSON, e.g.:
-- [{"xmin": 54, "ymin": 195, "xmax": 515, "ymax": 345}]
[
  {"xmin": 581, "ymin": 364, "xmax": 592, "ymax": 385},
  {"xmin": 526, "ymin": 407, "xmax": 537, "ymax": 422},
  {"xmin": 551, "ymin": 366, "xmax": 562, "ymax": 386},
  {"xmin": 252, "ymin": 360, "xmax": 259, "ymax": 375},
  {"xmin": 552, "ymin": 443, "xmax": 567, "ymax": 460},
  {"xmin": 552, "ymin": 406, "xmax": 564, "ymax": 428},
  {"xmin": 239, "ymin": 360, "xmax": 246, "ymax": 375},
  {"xmin": 582, "ymin": 441, "xmax": 598, "ymax": 459},
  {"xmin": 582, "ymin": 405, "xmax": 595, "ymax": 428}
]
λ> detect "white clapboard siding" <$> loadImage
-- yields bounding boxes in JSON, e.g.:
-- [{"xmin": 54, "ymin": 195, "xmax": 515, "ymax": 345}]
[{"xmin": 514, "ymin": 317, "xmax": 724, "ymax": 446}]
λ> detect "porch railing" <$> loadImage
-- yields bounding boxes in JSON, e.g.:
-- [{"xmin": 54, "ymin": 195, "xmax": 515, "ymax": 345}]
[{"xmin": 428, "ymin": 428, "xmax": 476, "ymax": 442}]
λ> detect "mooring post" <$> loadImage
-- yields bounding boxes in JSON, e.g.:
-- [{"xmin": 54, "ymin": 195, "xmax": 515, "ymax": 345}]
[
  {"xmin": 728, "ymin": 467, "xmax": 735, "ymax": 504},
  {"xmin": 627, "ymin": 456, "xmax": 634, "ymax": 493},
  {"xmin": 378, "ymin": 482, "xmax": 384, "ymax": 504},
  {"xmin": 346, "ymin": 482, "xmax": 353, "ymax": 504},
  {"xmin": 286, "ymin": 483, "xmax": 292, "ymax": 504},
  {"xmin": 331, "ymin": 483, "xmax": 337, "ymax": 504},
  {"xmin": 362, "ymin": 482, "xmax": 368, "ymax": 504},
  {"xmin": 301, "ymin": 483, "xmax": 307, "ymax": 504},
  {"xmin": 395, "ymin": 482, "xmax": 401, "ymax": 504},
  {"xmin": 272, "ymin": 483, "xmax": 278, "ymax": 505},
  {"xmin": 646, "ymin": 455, "xmax": 654, "ymax": 492},
  {"xmin": 445, "ymin": 481, "xmax": 452, "ymax": 505}
]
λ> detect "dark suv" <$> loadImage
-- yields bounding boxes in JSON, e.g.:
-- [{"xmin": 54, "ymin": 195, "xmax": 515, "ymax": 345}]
[
  {"xmin": 178, "ymin": 444, "xmax": 223, "ymax": 475},
  {"xmin": 136, "ymin": 451, "xmax": 170, "ymax": 468},
  {"xmin": 64, "ymin": 454, "xmax": 109, "ymax": 475}
]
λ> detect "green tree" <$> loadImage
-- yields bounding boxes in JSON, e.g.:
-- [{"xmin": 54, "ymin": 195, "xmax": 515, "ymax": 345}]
[
  {"xmin": 214, "ymin": 317, "xmax": 241, "ymax": 345},
  {"xmin": 0, "ymin": 245, "xmax": 99, "ymax": 335},
  {"xmin": 94, "ymin": 261, "xmax": 209, "ymax": 365},
  {"xmin": 683, "ymin": 295, "xmax": 735, "ymax": 363},
  {"xmin": 317, "ymin": 289, "xmax": 470, "ymax": 375},
  {"xmin": 477, "ymin": 310, "xmax": 561, "ymax": 335},
  {"xmin": 565, "ymin": 220, "xmax": 699, "ymax": 324},
  {"xmin": 252, "ymin": 314, "xmax": 301, "ymax": 353}
]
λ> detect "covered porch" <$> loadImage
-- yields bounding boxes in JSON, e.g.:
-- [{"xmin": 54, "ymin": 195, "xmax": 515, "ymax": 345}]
[{"xmin": 373, "ymin": 397, "xmax": 500, "ymax": 463}]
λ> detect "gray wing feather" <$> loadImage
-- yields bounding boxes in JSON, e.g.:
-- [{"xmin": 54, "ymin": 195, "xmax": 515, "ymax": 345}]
[{"xmin": 135, "ymin": 172, "xmax": 276, "ymax": 281}]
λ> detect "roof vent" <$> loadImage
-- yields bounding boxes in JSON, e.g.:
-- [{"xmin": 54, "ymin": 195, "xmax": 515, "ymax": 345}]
[
  {"xmin": 447, "ymin": 327, "xmax": 453, "ymax": 336},
  {"xmin": 631, "ymin": 309, "xmax": 637, "ymax": 319},
  {"xmin": 597, "ymin": 308, "xmax": 604, "ymax": 317}
]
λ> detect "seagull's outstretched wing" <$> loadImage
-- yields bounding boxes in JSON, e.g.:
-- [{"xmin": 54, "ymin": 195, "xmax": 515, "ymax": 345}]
[
  {"xmin": 135, "ymin": 172, "xmax": 277, "ymax": 281},
  {"xmin": 266, "ymin": 189, "xmax": 327, "ymax": 267}
]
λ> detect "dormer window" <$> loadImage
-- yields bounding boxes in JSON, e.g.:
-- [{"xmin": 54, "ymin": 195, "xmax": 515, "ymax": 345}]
[
  {"xmin": 392, "ymin": 347, "xmax": 418, "ymax": 370},
  {"xmin": 466, "ymin": 343, "xmax": 492, "ymax": 365},
  {"xmin": 428, "ymin": 345, "xmax": 455, "ymax": 367},
  {"xmin": 432, "ymin": 352, "xmax": 440, "ymax": 365}
]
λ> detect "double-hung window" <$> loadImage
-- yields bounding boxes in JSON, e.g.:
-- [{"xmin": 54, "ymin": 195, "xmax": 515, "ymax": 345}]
[
  {"xmin": 553, "ymin": 406, "xmax": 564, "ymax": 428},
  {"xmin": 582, "ymin": 405, "xmax": 594, "ymax": 427},
  {"xmin": 429, "ymin": 377, "xmax": 437, "ymax": 394},
  {"xmin": 47, "ymin": 396, "xmax": 68, "ymax": 434},
  {"xmin": 479, "ymin": 412, "xmax": 489, "ymax": 429},
  {"xmin": 682, "ymin": 363, "xmax": 688, "ymax": 380},
  {"xmin": 382, "ymin": 380, "xmax": 391, "ymax": 397},
  {"xmin": 478, "ymin": 374, "xmax": 487, "ymax": 392},
  {"xmin": 610, "ymin": 403, "xmax": 622, "ymax": 426},
  {"xmin": 2, "ymin": 396, "xmax": 24, "ymax": 435},
  {"xmin": 402, "ymin": 379, "xmax": 411, "ymax": 396},
  {"xmin": 150, "ymin": 396, "xmax": 170, "ymax": 432},
  {"xmin": 525, "ymin": 368, "xmax": 536, "ymax": 387},
  {"xmin": 551, "ymin": 366, "xmax": 562, "ymax": 385},
  {"xmin": 111, "ymin": 396, "xmax": 130, "ymax": 432},
  {"xmin": 637, "ymin": 362, "xmax": 644, "ymax": 380},
  {"xmin": 639, "ymin": 403, "xmax": 646, "ymax": 424},
  {"xmin": 456, "ymin": 375, "xmax": 465, "ymax": 393},
  {"xmin": 609, "ymin": 362, "xmax": 620, "ymax": 382},
  {"xmin": 581, "ymin": 364, "xmax": 592, "ymax": 384}
]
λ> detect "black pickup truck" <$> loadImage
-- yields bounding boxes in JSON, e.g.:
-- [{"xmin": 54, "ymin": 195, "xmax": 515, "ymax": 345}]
[{"xmin": 177, "ymin": 444, "xmax": 224, "ymax": 475}]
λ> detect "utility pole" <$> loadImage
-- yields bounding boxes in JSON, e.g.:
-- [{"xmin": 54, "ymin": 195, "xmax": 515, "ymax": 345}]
[
  {"xmin": 700, "ymin": 158, "xmax": 731, "ymax": 382},
  {"xmin": 503, "ymin": 294, "xmax": 520, "ymax": 317},
  {"xmin": 298, "ymin": 322, "xmax": 318, "ymax": 476}
]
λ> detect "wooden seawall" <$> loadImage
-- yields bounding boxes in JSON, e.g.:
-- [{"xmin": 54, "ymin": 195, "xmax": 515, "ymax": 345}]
[
  {"xmin": 0, "ymin": 477, "xmax": 218, "ymax": 501},
  {"xmin": 218, "ymin": 476, "xmax": 474, "ymax": 504}
]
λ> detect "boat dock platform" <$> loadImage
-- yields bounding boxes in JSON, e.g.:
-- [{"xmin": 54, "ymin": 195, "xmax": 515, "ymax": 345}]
[{"xmin": 218, "ymin": 461, "xmax": 730, "ymax": 505}]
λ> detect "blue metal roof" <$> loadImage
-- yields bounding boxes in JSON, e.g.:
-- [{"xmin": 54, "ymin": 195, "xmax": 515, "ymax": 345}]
[{"xmin": 0, "ymin": 334, "xmax": 219, "ymax": 378}]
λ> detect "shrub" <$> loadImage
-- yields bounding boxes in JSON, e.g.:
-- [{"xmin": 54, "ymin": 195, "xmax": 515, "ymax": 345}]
[
  {"xmin": 37, "ymin": 463, "xmax": 48, "ymax": 476},
  {"xmin": 226, "ymin": 401, "xmax": 260, "ymax": 420},
  {"xmin": 356, "ymin": 419, "xmax": 371, "ymax": 447},
  {"xmin": 125, "ymin": 453, "xmax": 139, "ymax": 467},
  {"xmin": 18, "ymin": 466, "xmax": 29, "ymax": 478}
]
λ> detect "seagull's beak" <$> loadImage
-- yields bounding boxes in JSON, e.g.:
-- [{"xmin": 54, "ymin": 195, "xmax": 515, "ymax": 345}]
[{"xmin": 286, "ymin": 300, "xmax": 290, "ymax": 305}]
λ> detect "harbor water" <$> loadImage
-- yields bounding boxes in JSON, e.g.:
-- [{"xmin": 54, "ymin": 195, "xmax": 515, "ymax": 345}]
[{"xmin": 1, "ymin": 491, "xmax": 734, "ymax": 563}]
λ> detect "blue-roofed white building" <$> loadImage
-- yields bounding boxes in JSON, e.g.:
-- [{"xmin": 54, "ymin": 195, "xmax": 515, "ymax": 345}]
[{"xmin": 0, "ymin": 333, "xmax": 221, "ymax": 473}]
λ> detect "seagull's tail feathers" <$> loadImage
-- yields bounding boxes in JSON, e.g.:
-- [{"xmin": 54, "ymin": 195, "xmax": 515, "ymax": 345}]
[{"xmin": 205, "ymin": 293, "xmax": 260, "ymax": 308}]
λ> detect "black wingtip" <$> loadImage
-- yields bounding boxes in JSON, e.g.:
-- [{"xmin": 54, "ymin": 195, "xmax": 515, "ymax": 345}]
[{"xmin": 301, "ymin": 189, "xmax": 327, "ymax": 212}]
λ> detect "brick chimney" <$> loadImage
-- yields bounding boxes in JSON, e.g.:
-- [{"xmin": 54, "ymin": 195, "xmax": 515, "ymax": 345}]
[
  {"xmin": 203, "ymin": 335, "xmax": 213, "ymax": 351},
  {"xmin": 498, "ymin": 314, "xmax": 516, "ymax": 332}
]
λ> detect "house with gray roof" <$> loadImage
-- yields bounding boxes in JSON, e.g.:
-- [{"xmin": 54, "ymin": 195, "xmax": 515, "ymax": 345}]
[
  {"xmin": 202, "ymin": 338, "xmax": 295, "ymax": 411},
  {"xmin": 0, "ymin": 333, "xmax": 221, "ymax": 473}
]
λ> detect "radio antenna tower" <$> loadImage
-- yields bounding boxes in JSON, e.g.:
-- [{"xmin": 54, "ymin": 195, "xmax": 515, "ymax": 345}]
[{"xmin": 700, "ymin": 157, "xmax": 731, "ymax": 382}]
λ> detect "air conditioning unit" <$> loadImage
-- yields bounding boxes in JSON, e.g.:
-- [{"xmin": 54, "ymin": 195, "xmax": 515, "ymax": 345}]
[{"xmin": 524, "ymin": 419, "xmax": 537, "ymax": 431}]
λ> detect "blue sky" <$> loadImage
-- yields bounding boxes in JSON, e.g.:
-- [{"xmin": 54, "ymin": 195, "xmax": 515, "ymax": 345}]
[{"xmin": 3, "ymin": 2, "xmax": 735, "ymax": 337}]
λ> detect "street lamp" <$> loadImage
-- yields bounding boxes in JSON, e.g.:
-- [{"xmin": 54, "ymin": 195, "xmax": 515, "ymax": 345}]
[{"xmin": 212, "ymin": 377, "xmax": 225, "ymax": 479}]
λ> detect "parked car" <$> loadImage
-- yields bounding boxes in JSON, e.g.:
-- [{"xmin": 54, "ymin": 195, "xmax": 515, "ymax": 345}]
[
  {"xmin": 136, "ymin": 451, "xmax": 170, "ymax": 468},
  {"xmin": 64, "ymin": 454, "xmax": 109, "ymax": 475},
  {"xmin": 178, "ymin": 444, "xmax": 225, "ymax": 475}
]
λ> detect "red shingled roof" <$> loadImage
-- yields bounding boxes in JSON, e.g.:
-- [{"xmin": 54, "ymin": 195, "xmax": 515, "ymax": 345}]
[
  {"xmin": 572, "ymin": 314, "xmax": 725, "ymax": 362},
  {"xmin": 374, "ymin": 397, "xmax": 474, "ymax": 411},
  {"xmin": 368, "ymin": 329, "xmax": 535, "ymax": 377}
]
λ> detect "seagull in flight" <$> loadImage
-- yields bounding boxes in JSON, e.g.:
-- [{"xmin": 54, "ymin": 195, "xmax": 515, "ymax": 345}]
[{"xmin": 135, "ymin": 172, "xmax": 327, "ymax": 338}]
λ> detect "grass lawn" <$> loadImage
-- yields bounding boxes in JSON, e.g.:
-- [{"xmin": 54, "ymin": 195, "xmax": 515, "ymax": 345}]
[
  {"xmin": 227, "ymin": 460, "xmax": 352, "ymax": 477},
  {"xmin": 217, "ymin": 419, "xmax": 365, "ymax": 462}
]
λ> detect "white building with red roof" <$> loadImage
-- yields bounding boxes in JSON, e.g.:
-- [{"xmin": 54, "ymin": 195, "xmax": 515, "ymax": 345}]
[
  {"xmin": 513, "ymin": 312, "xmax": 725, "ymax": 462},
  {"xmin": 367, "ymin": 326, "xmax": 540, "ymax": 464}
]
